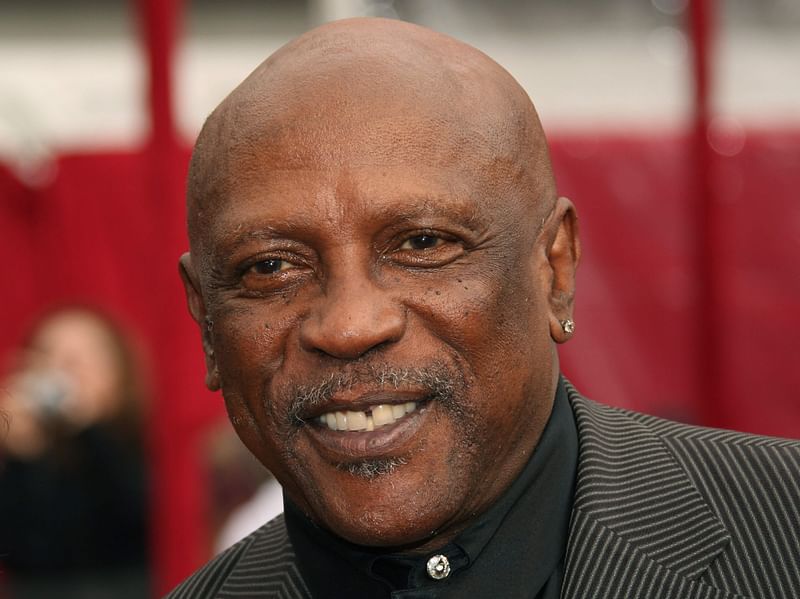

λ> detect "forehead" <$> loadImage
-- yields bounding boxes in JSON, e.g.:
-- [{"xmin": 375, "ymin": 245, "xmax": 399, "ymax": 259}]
[
  {"xmin": 188, "ymin": 46, "xmax": 552, "ymax": 254},
  {"xmin": 30, "ymin": 313, "xmax": 114, "ymax": 362},
  {"xmin": 213, "ymin": 166, "xmax": 482, "ymax": 243},
  {"xmin": 230, "ymin": 96, "xmax": 510, "ymax": 173},
  {"xmin": 35, "ymin": 313, "xmax": 102, "ymax": 342},
  {"xmin": 197, "ymin": 110, "xmax": 530, "ymax": 242}
]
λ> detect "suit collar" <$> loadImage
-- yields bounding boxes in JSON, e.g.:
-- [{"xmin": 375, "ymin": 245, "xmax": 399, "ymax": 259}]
[{"xmin": 563, "ymin": 380, "xmax": 738, "ymax": 597}]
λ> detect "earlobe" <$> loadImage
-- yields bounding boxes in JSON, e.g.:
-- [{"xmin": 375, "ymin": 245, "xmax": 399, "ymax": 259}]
[
  {"xmin": 179, "ymin": 253, "xmax": 221, "ymax": 391},
  {"xmin": 543, "ymin": 197, "xmax": 581, "ymax": 344}
]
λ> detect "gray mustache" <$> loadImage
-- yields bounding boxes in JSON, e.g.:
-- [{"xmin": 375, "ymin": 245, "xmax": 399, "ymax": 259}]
[{"xmin": 282, "ymin": 363, "xmax": 459, "ymax": 426}]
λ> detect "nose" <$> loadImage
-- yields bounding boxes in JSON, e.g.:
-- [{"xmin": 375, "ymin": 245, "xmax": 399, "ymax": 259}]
[{"xmin": 299, "ymin": 272, "xmax": 406, "ymax": 360}]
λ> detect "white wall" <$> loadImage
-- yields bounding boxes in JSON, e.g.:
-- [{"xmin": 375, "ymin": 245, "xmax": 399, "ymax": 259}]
[{"xmin": 0, "ymin": 0, "xmax": 797, "ymax": 174}]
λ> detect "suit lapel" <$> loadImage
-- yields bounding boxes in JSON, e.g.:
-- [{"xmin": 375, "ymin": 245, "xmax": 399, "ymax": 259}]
[
  {"xmin": 217, "ymin": 515, "xmax": 311, "ymax": 599},
  {"xmin": 561, "ymin": 382, "xmax": 741, "ymax": 599}
]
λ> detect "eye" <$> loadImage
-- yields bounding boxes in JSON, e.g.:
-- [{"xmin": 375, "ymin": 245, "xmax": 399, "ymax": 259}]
[
  {"xmin": 238, "ymin": 256, "xmax": 307, "ymax": 295},
  {"xmin": 399, "ymin": 234, "xmax": 444, "ymax": 250},
  {"xmin": 390, "ymin": 231, "xmax": 465, "ymax": 268},
  {"xmin": 250, "ymin": 258, "xmax": 293, "ymax": 275}
]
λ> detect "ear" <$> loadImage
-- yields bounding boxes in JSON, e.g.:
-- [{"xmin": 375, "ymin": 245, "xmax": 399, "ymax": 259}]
[
  {"xmin": 179, "ymin": 252, "xmax": 220, "ymax": 391},
  {"xmin": 541, "ymin": 197, "xmax": 581, "ymax": 344}
]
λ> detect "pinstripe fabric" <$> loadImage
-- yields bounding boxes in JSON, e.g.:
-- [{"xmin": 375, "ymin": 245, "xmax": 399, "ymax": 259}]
[
  {"xmin": 166, "ymin": 384, "xmax": 800, "ymax": 598},
  {"xmin": 634, "ymin": 411, "xmax": 800, "ymax": 598},
  {"xmin": 166, "ymin": 516, "xmax": 310, "ymax": 599},
  {"xmin": 563, "ymin": 381, "xmax": 800, "ymax": 599}
]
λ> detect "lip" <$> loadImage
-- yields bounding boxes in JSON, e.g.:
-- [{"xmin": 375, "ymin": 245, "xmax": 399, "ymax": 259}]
[{"xmin": 303, "ymin": 392, "xmax": 432, "ymax": 461}]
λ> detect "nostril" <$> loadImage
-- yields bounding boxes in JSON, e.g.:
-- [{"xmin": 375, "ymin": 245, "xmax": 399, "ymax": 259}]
[
  {"xmin": 301, "ymin": 323, "xmax": 404, "ymax": 361},
  {"xmin": 309, "ymin": 339, "xmax": 390, "ymax": 361},
  {"xmin": 298, "ymin": 294, "xmax": 406, "ymax": 360}
]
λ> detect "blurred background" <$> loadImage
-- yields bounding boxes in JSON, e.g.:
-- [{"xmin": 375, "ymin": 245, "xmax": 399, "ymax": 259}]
[{"xmin": 1, "ymin": 0, "xmax": 798, "ymax": 596}]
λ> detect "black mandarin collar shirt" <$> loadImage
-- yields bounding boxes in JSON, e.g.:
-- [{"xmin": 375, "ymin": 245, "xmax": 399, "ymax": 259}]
[{"xmin": 285, "ymin": 376, "xmax": 578, "ymax": 599}]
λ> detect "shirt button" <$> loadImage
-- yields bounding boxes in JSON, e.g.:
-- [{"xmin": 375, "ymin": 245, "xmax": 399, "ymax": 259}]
[{"xmin": 426, "ymin": 554, "xmax": 451, "ymax": 580}]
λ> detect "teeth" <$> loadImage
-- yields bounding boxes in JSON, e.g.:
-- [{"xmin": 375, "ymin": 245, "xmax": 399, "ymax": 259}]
[
  {"xmin": 346, "ymin": 411, "xmax": 367, "ymax": 431},
  {"xmin": 315, "ymin": 402, "xmax": 419, "ymax": 432},
  {"xmin": 336, "ymin": 412, "xmax": 347, "ymax": 431},
  {"xmin": 372, "ymin": 404, "xmax": 394, "ymax": 427}
]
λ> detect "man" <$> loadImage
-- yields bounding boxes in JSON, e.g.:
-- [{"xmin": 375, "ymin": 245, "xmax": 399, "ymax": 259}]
[{"xmin": 171, "ymin": 17, "xmax": 800, "ymax": 599}]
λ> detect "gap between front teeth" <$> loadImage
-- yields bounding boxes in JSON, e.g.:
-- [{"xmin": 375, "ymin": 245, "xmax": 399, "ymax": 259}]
[{"xmin": 316, "ymin": 402, "xmax": 418, "ymax": 432}]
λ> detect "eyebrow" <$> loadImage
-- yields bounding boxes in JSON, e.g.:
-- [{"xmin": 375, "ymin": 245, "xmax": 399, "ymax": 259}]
[{"xmin": 368, "ymin": 195, "xmax": 482, "ymax": 226}]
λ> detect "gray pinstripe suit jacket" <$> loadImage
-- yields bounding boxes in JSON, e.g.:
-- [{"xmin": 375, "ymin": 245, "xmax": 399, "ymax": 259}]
[{"xmin": 167, "ymin": 383, "xmax": 800, "ymax": 598}]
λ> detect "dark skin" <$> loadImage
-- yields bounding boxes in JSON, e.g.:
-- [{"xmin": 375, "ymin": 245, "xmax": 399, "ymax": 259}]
[{"xmin": 180, "ymin": 18, "xmax": 580, "ymax": 553}]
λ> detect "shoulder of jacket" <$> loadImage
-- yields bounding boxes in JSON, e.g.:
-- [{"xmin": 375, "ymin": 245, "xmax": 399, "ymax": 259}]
[
  {"xmin": 563, "ymin": 377, "xmax": 800, "ymax": 451},
  {"xmin": 164, "ymin": 514, "xmax": 293, "ymax": 598}
]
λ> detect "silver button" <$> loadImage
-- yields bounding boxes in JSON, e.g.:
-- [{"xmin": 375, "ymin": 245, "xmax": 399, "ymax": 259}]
[{"xmin": 426, "ymin": 554, "xmax": 451, "ymax": 580}]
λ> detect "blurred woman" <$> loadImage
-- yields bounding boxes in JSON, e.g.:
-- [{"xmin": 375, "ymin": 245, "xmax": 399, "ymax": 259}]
[{"xmin": 0, "ymin": 306, "xmax": 149, "ymax": 599}]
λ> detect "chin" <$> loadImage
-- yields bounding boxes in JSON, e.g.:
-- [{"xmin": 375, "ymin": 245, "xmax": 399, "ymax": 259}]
[
  {"xmin": 297, "ymin": 460, "xmax": 463, "ymax": 550},
  {"xmin": 325, "ymin": 507, "xmax": 443, "ymax": 551}
]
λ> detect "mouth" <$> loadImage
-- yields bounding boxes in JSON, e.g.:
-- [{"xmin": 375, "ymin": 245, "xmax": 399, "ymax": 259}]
[
  {"xmin": 314, "ymin": 401, "xmax": 420, "ymax": 432},
  {"xmin": 300, "ymin": 391, "xmax": 432, "ymax": 462}
]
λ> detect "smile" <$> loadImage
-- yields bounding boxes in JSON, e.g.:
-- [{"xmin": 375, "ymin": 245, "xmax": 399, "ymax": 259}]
[
  {"xmin": 303, "ymin": 393, "xmax": 431, "ymax": 461},
  {"xmin": 316, "ymin": 402, "xmax": 419, "ymax": 432}
]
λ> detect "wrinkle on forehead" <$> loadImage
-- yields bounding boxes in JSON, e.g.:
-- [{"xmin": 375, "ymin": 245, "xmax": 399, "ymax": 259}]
[{"xmin": 187, "ymin": 18, "xmax": 556, "ymax": 258}]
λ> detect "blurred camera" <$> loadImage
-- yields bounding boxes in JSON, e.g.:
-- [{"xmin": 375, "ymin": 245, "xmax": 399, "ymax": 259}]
[{"xmin": 15, "ymin": 368, "xmax": 74, "ymax": 421}]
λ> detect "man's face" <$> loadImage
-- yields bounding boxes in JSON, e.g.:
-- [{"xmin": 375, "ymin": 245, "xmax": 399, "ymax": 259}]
[{"xmin": 184, "ymin": 108, "xmax": 566, "ymax": 549}]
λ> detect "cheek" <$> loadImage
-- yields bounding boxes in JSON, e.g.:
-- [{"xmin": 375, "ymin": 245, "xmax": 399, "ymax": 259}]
[
  {"xmin": 209, "ymin": 307, "xmax": 301, "ymax": 451},
  {"xmin": 212, "ymin": 305, "xmax": 297, "ymax": 383},
  {"xmin": 404, "ymin": 257, "xmax": 551, "ymax": 435},
  {"xmin": 408, "ymin": 256, "xmax": 546, "ymax": 367}
]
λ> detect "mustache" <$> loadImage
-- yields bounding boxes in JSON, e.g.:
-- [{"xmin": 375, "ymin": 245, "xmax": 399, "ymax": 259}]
[{"xmin": 280, "ymin": 362, "xmax": 461, "ymax": 426}]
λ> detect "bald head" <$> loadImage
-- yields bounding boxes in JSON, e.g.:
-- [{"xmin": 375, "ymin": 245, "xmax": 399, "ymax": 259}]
[{"xmin": 187, "ymin": 18, "xmax": 555, "ymax": 254}]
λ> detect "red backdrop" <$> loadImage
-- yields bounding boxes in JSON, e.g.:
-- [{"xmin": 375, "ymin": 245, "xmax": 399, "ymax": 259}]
[{"xmin": 2, "ymin": 128, "xmax": 799, "ymax": 593}]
